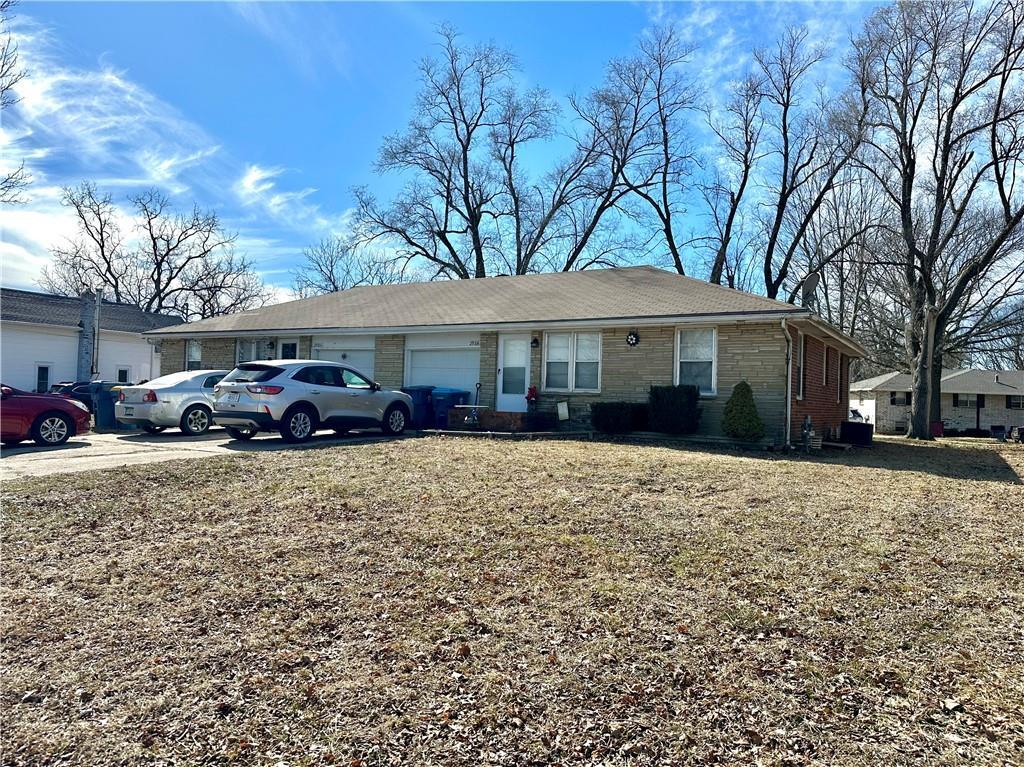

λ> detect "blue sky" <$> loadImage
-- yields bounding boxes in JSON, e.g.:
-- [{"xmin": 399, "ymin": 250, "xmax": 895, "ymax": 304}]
[{"xmin": 1, "ymin": 1, "xmax": 878, "ymax": 299}]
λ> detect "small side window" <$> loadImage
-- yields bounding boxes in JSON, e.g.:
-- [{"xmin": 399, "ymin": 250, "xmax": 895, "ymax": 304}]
[
  {"xmin": 342, "ymin": 368, "xmax": 372, "ymax": 389},
  {"xmin": 203, "ymin": 375, "xmax": 224, "ymax": 389}
]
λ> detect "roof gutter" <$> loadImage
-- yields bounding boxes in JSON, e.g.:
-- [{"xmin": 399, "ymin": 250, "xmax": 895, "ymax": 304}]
[{"xmin": 145, "ymin": 310, "xmax": 812, "ymax": 339}]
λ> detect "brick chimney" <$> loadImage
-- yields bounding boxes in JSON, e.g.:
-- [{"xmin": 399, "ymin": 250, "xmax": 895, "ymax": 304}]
[{"xmin": 77, "ymin": 289, "xmax": 102, "ymax": 380}]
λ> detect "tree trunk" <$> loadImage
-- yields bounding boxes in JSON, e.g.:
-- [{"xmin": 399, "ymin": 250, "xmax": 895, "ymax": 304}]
[
  {"xmin": 908, "ymin": 309, "xmax": 936, "ymax": 440},
  {"xmin": 929, "ymin": 346, "xmax": 943, "ymax": 426}
]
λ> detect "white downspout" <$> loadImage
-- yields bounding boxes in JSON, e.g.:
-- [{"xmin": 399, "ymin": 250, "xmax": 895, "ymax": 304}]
[{"xmin": 781, "ymin": 318, "xmax": 792, "ymax": 448}]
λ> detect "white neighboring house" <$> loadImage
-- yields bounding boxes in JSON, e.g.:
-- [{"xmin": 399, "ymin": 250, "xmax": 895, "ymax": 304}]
[
  {"xmin": 850, "ymin": 368, "xmax": 1024, "ymax": 434},
  {"xmin": 0, "ymin": 288, "xmax": 180, "ymax": 392}
]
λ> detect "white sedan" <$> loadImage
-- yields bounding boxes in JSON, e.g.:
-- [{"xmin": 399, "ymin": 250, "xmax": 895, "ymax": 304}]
[{"xmin": 115, "ymin": 369, "xmax": 228, "ymax": 435}]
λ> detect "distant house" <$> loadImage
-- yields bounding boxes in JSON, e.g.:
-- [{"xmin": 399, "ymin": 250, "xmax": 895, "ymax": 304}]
[
  {"xmin": 850, "ymin": 368, "xmax": 1024, "ymax": 434},
  {"xmin": 145, "ymin": 266, "xmax": 864, "ymax": 444},
  {"xmin": 0, "ymin": 288, "xmax": 181, "ymax": 392}
]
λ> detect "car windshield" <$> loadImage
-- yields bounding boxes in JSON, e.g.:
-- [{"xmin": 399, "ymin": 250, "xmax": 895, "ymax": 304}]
[{"xmin": 223, "ymin": 364, "xmax": 285, "ymax": 383}]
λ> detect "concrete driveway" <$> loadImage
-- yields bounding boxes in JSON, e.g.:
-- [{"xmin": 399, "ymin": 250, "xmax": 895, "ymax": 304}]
[{"xmin": 0, "ymin": 428, "xmax": 397, "ymax": 481}]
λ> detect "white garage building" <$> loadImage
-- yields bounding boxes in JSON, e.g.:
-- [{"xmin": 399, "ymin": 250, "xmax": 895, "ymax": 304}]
[{"xmin": 0, "ymin": 288, "xmax": 180, "ymax": 391}]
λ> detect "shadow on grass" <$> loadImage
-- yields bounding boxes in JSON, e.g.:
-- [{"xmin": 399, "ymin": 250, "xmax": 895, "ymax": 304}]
[{"xmin": 603, "ymin": 435, "xmax": 1022, "ymax": 484}]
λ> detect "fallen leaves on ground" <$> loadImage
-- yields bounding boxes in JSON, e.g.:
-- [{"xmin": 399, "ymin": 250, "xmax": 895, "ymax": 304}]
[{"xmin": 2, "ymin": 435, "xmax": 1023, "ymax": 766}]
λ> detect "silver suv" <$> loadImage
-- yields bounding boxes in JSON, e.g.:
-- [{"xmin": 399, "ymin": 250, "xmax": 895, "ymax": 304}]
[{"xmin": 212, "ymin": 360, "xmax": 413, "ymax": 442}]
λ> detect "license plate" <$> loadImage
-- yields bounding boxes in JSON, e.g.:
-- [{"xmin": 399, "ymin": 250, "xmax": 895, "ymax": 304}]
[
  {"xmin": 123, "ymin": 406, "xmax": 134, "ymax": 416},
  {"xmin": 228, "ymin": 392, "xmax": 240, "ymax": 403}
]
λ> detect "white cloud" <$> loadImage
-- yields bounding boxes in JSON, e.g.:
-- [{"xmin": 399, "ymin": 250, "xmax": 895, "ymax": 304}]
[
  {"xmin": 0, "ymin": 14, "xmax": 355, "ymax": 295},
  {"xmin": 231, "ymin": 2, "xmax": 350, "ymax": 80}
]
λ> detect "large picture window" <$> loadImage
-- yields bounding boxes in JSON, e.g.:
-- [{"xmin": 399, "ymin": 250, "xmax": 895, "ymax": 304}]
[
  {"xmin": 676, "ymin": 328, "xmax": 716, "ymax": 395},
  {"xmin": 543, "ymin": 331, "xmax": 601, "ymax": 392}
]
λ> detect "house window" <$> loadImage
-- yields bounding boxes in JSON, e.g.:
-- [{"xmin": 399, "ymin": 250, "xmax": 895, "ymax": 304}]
[
  {"xmin": 954, "ymin": 393, "xmax": 980, "ymax": 408},
  {"xmin": 543, "ymin": 331, "xmax": 601, "ymax": 392},
  {"xmin": 116, "ymin": 366, "xmax": 131, "ymax": 384},
  {"xmin": 278, "ymin": 338, "xmax": 299, "ymax": 359},
  {"xmin": 237, "ymin": 338, "xmax": 275, "ymax": 364},
  {"xmin": 676, "ymin": 327, "xmax": 717, "ymax": 396},
  {"xmin": 889, "ymin": 391, "xmax": 911, "ymax": 406},
  {"xmin": 186, "ymin": 340, "xmax": 202, "ymax": 371},
  {"xmin": 35, "ymin": 365, "xmax": 50, "ymax": 393},
  {"xmin": 796, "ymin": 332, "xmax": 805, "ymax": 400},
  {"xmin": 1008, "ymin": 395, "xmax": 1024, "ymax": 410},
  {"xmin": 837, "ymin": 354, "xmax": 843, "ymax": 403}
]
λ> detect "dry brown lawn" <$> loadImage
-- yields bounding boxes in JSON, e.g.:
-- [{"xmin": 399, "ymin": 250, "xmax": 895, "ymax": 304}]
[{"xmin": 2, "ymin": 435, "xmax": 1023, "ymax": 766}]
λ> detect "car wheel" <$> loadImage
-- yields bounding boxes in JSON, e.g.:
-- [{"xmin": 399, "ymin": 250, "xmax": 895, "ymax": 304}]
[
  {"xmin": 280, "ymin": 405, "xmax": 317, "ymax": 443},
  {"xmin": 180, "ymin": 405, "xmax": 212, "ymax": 435},
  {"xmin": 143, "ymin": 425, "xmax": 167, "ymax": 434},
  {"xmin": 31, "ymin": 412, "xmax": 73, "ymax": 446},
  {"xmin": 381, "ymin": 403, "xmax": 409, "ymax": 436},
  {"xmin": 226, "ymin": 426, "xmax": 258, "ymax": 441}
]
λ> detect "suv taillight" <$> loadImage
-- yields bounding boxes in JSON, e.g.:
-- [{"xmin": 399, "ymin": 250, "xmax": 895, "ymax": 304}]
[
  {"xmin": 118, "ymin": 391, "xmax": 125, "ymax": 402},
  {"xmin": 246, "ymin": 384, "xmax": 284, "ymax": 395},
  {"xmin": 143, "ymin": 390, "xmax": 158, "ymax": 402}
]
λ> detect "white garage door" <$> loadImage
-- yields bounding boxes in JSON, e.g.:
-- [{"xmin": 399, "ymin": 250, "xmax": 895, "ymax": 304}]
[
  {"xmin": 315, "ymin": 349, "xmax": 375, "ymax": 378},
  {"xmin": 407, "ymin": 349, "xmax": 481, "ymax": 391}
]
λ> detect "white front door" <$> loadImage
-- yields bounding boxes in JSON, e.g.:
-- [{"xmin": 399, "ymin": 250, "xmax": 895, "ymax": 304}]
[{"xmin": 496, "ymin": 334, "xmax": 530, "ymax": 413}]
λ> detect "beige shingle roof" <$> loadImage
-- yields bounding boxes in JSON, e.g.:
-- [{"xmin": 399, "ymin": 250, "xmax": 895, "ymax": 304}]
[{"xmin": 148, "ymin": 266, "xmax": 805, "ymax": 336}]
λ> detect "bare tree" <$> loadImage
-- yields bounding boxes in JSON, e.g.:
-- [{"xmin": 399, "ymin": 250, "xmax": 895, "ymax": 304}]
[
  {"xmin": 41, "ymin": 183, "xmax": 269, "ymax": 321},
  {"xmin": 701, "ymin": 76, "xmax": 765, "ymax": 287},
  {"xmin": 356, "ymin": 26, "xmax": 643, "ymax": 278},
  {"xmin": 852, "ymin": 0, "xmax": 1024, "ymax": 439},
  {"xmin": 292, "ymin": 236, "xmax": 404, "ymax": 297},
  {"xmin": 754, "ymin": 27, "xmax": 871, "ymax": 300},
  {"xmin": 0, "ymin": 0, "xmax": 29, "ymax": 204},
  {"xmin": 611, "ymin": 25, "xmax": 698, "ymax": 275}
]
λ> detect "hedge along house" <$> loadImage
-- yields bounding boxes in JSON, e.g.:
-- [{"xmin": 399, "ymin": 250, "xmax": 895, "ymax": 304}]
[{"xmin": 146, "ymin": 266, "xmax": 864, "ymax": 445}]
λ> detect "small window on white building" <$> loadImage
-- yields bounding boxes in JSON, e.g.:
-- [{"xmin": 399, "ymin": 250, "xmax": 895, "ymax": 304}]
[
  {"xmin": 954, "ymin": 393, "xmax": 979, "ymax": 408},
  {"xmin": 889, "ymin": 391, "xmax": 911, "ymax": 406},
  {"xmin": 543, "ymin": 331, "xmax": 601, "ymax": 392},
  {"xmin": 186, "ymin": 340, "xmax": 202, "ymax": 371},
  {"xmin": 677, "ymin": 328, "xmax": 716, "ymax": 396},
  {"xmin": 1008, "ymin": 395, "xmax": 1024, "ymax": 410},
  {"xmin": 116, "ymin": 366, "xmax": 131, "ymax": 384},
  {"xmin": 35, "ymin": 365, "xmax": 51, "ymax": 393}
]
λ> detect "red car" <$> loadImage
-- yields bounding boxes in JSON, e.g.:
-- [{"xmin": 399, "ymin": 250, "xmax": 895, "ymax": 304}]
[{"xmin": 1, "ymin": 384, "xmax": 92, "ymax": 447}]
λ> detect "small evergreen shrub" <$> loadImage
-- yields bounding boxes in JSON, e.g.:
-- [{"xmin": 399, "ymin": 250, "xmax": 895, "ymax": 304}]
[
  {"xmin": 722, "ymin": 380, "xmax": 765, "ymax": 441},
  {"xmin": 591, "ymin": 401, "xmax": 649, "ymax": 434},
  {"xmin": 648, "ymin": 385, "xmax": 701, "ymax": 434}
]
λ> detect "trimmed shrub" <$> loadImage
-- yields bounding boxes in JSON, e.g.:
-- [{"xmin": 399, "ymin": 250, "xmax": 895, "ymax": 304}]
[
  {"xmin": 591, "ymin": 401, "xmax": 649, "ymax": 434},
  {"xmin": 648, "ymin": 385, "xmax": 701, "ymax": 435},
  {"xmin": 722, "ymin": 380, "xmax": 765, "ymax": 441}
]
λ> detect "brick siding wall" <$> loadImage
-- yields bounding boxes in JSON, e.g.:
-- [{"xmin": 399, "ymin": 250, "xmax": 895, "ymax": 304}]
[
  {"xmin": 159, "ymin": 339, "xmax": 186, "ymax": 375},
  {"xmin": 374, "ymin": 335, "xmax": 405, "ymax": 389},
  {"xmin": 790, "ymin": 330, "xmax": 850, "ymax": 440},
  {"xmin": 515, "ymin": 322, "xmax": 790, "ymax": 441},
  {"xmin": 479, "ymin": 332, "xmax": 498, "ymax": 409}
]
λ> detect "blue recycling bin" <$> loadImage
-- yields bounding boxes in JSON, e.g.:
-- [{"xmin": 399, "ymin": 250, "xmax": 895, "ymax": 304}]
[
  {"xmin": 93, "ymin": 387, "xmax": 118, "ymax": 431},
  {"xmin": 431, "ymin": 388, "xmax": 471, "ymax": 428},
  {"xmin": 400, "ymin": 385, "xmax": 436, "ymax": 429}
]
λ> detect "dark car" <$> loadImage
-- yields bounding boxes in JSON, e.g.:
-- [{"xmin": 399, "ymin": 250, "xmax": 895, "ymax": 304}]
[
  {"xmin": 1, "ymin": 384, "xmax": 92, "ymax": 446},
  {"xmin": 49, "ymin": 380, "xmax": 128, "ymax": 413}
]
